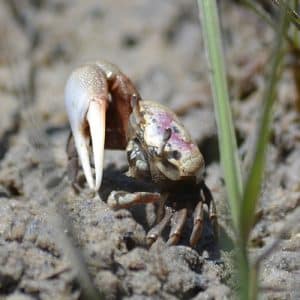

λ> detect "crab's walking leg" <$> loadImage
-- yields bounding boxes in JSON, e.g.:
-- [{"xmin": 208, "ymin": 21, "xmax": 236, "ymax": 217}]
[
  {"xmin": 107, "ymin": 191, "xmax": 162, "ymax": 209},
  {"xmin": 202, "ymin": 182, "xmax": 218, "ymax": 240},
  {"xmin": 189, "ymin": 201, "xmax": 204, "ymax": 247},
  {"xmin": 167, "ymin": 208, "xmax": 188, "ymax": 245},
  {"xmin": 208, "ymin": 199, "xmax": 218, "ymax": 240},
  {"xmin": 147, "ymin": 206, "xmax": 173, "ymax": 245}
]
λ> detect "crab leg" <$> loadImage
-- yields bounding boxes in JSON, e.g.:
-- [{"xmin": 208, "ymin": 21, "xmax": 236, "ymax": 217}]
[
  {"xmin": 208, "ymin": 196, "xmax": 218, "ymax": 240},
  {"xmin": 65, "ymin": 64, "xmax": 108, "ymax": 190},
  {"xmin": 107, "ymin": 191, "xmax": 162, "ymax": 209},
  {"xmin": 167, "ymin": 208, "xmax": 188, "ymax": 245},
  {"xmin": 147, "ymin": 206, "xmax": 173, "ymax": 245},
  {"xmin": 201, "ymin": 181, "xmax": 218, "ymax": 239},
  {"xmin": 189, "ymin": 201, "xmax": 204, "ymax": 247}
]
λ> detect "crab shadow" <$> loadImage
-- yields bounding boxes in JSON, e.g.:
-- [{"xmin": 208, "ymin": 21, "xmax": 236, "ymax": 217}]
[{"xmin": 99, "ymin": 164, "xmax": 221, "ymax": 259}]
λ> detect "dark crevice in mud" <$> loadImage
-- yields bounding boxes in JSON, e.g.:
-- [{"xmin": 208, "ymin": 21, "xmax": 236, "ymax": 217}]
[
  {"xmin": 121, "ymin": 34, "xmax": 140, "ymax": 49},
  {"xmin": 183, "ymin": 287, "xmax": 206, "ymax": 300},
  {"xmin": 270, "ymin": 131, "xmax": 296, "ymax": 163},
  {"xmin": 100, "ymin": 167, "xmax": 158, "ymax": 200},
  {"xmin": 237, "ymin": 80, "xmax": 258, "ymax": 101},
  {"xmin": 0, "ymin": 191, "xmax": 10, "ymax": 198},
  {"xmin": 45, "ymin": 124, "xmax": 70, "ymax": 136},
  {"xmin": 0, "ymin": 112, "xmax": 21, "ymax": 161},
  {"xmin": 198, "ymin": 120, "xmax": 246, "ymax": 166},
  {"xmin": 0, "ymin": 181, "xmax": 23, "ymax": 197},
  {"xmin": 198, "ymin": 134, "xmax": 220, "ymax": 165},
  {"xmin": 168, "ymin": 281, "xmax": 207, "ymax": 300},
  {"xmin": 122, "ymin": 231, "xmax": 137, "ymax": 251},
  {"xmin": 0, "ymin": 275, "xmax": 21, "ymax": 295},
  {"xmin": 235, "ymin": 127, "xmax": 246, "ymax": 148},
  {"xmin": 276, "ymin": 144, "xmax": 295, "ymax": 163}
]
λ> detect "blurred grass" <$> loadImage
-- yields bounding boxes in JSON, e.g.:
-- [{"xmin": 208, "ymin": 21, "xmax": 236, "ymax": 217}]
[
  {"xmin": 240, "ymin": 6, "xmax": 289, "ymax": 242},
  {"xmin": 197, "ymin": 0, "xmax": 289, "ymax": 299},
  {"xmin": 240, "ymin": 6, "xmax": 288, "ymax": 299},
  {"xmin": 241, "ymin": 0, "xmax": 297, "ymax": 47},
  {"xmin": 241, "ymin": 0, "xmax": 300, "ymax": 113}
]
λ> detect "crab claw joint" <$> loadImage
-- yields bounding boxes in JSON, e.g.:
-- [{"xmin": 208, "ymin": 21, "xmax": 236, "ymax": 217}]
[{"xmin": 65, "ymin": 65, "xmax": 108, "ymax": 191}]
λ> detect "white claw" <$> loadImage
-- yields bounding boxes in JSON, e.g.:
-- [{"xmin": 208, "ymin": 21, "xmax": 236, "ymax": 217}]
[
  {"xmin": 86, "ymin": 100, "xmax": 106, "ymax": 191},
  {"xmin": 65, "ymin": 65, "xmax": 107, "ymax": 191}
]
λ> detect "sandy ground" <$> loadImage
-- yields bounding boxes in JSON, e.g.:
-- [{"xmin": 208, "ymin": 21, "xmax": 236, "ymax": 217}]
[{"xmin": 0, "ymin": 0, "xmax": 299, "ymax": 299}]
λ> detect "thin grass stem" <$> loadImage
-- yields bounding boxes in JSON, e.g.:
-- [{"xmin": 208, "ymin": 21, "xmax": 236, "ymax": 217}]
[{"xmin": 240, "ymin": 5, "xmax": 289, "ymax": 241}]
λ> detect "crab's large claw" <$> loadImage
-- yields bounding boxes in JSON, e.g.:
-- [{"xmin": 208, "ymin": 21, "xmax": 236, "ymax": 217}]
[{"xmin": 65, "ymin": 64, "xmax": 108, "ymax": 191}]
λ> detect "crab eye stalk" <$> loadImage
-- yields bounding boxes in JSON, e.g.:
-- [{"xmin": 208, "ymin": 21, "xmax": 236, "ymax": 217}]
[
  {"xmin": 130, "ymin": 94, "xmax": 143, "ymax": 125},
  {"xmin": 151, "ymin": 127, "xmax": 181, "ymax": 181},
  {"xmin": 156, "ymin": 128, "xmax": 172, "ymax": 157},
  {"xmin": 65, "ymin": 65, "xmax": 108, "ymax": 191}
]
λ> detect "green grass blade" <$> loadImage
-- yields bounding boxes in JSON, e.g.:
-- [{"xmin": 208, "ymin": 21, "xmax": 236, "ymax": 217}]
[
  {"xmin": 273, "ymin": 0, "xmax": 300, "ymax": 30},
  {"xmin": 197, "ymin": 0, "xmax": 243, "ymax": 232},
  {"xmin": 240, "ymin": 5, "xmax": 289, "ymax": 241},
  {"xmin": 241, "ymin": 0, "xmax": 296, "ymax": 48}
]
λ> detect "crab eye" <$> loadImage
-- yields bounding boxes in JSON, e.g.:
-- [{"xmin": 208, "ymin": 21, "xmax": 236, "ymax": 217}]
[{"xmin": 171, "ymin": 150, "xmax": 181, "ymax": 160}]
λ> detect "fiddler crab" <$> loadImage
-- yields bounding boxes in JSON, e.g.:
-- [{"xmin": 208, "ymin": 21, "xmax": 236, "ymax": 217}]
[{"xmin": 65, "ymin": 60, "xmax": 217, "ymax": 247}]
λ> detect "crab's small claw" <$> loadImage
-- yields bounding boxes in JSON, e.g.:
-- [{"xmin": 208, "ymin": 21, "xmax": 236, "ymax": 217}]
[{"xmin": 65, "ymin": 64, "xmax": 108, "ymax": 191}]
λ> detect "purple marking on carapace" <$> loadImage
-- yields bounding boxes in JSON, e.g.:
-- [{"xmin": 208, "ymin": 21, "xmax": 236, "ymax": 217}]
[{"xmin": 150, "ymin": 110, "xmax": 194, "ymax": 152}]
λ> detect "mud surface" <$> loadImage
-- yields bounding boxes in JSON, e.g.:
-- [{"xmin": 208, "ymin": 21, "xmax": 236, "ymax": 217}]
[{"xmin": 0, "ymin": 1, "xmax": 299, "ymax": 299}]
